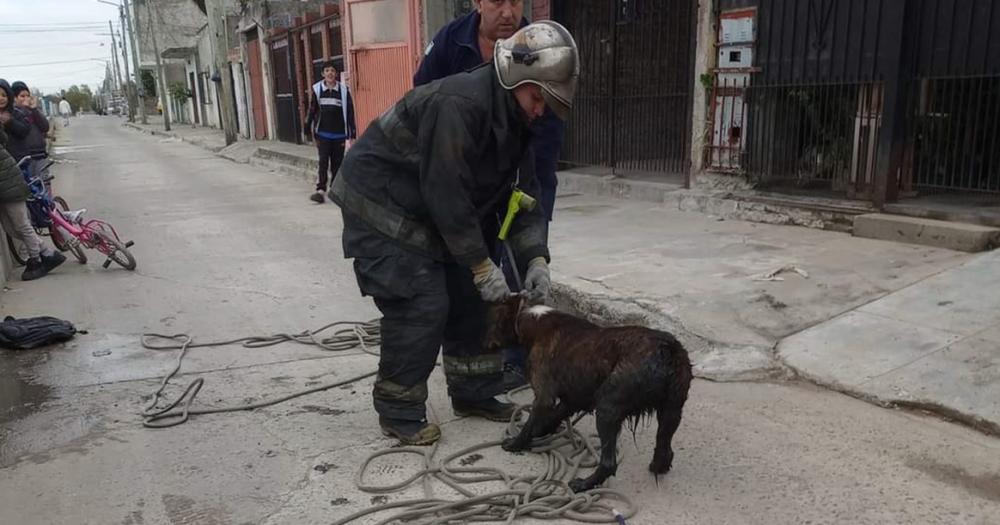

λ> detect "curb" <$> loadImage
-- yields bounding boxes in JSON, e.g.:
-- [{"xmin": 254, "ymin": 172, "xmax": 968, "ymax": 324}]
[
  {"xmin": 550, "ymin": 282, "xmax": 788, "ymax": 383},
  {"xmin": 778, "ymin": 357, "xmax": 1000, "ymax": 438},
  {"xmin": 558, "ymin": 171, "xmax": 870, "ymax": 233}
]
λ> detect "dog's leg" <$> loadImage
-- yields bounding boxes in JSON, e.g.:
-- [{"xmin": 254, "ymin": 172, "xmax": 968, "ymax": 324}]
[
  {"xmin": 532, "ymin": 401, "xmax": 573, "ymax": 438},
  {"xmin": 650, "ymin": 405, "xmax": 683, "ymax": 475},
  {"xmin": 569, "ymin": 406, "xmax": 624, "ymax": 492},
  {"xmin": 502, "ymin": 398, "xmax": 553, "ymax": 452}
]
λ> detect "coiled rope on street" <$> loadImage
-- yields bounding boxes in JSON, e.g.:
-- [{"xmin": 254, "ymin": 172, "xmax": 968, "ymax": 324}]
[
  {"xmin": 138, "ymin": 320, "xmax": 636, "ymax": 523},
  {"xmin": 140, "ymin": 320, "xmax": 381, "ymax": 428},
  {"xmin": 338, "ymin": 404, "xmax": 637, "ymax": 524}
]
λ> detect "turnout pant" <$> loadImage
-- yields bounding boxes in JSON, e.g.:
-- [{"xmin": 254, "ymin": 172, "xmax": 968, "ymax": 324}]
[
  {"xmin": 352, "ymin": 251, "xmax": 505, "ymax": 423},
  {"xmin": 315, "ymin": 138, "xmax": 345, "ymax": 192}
]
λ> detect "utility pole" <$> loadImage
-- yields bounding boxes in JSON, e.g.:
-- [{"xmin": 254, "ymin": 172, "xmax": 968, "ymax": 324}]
[
  {"xmin": 109, "ymin": 20, "xmax": 124, "ymax": 103},
  {"xmin": 207, "ymin": 0, "xmax": 237, "ymax": 145},
  {"xmin": 146, "ymin": 2, "xmax": 171, "ymax": 131},
  {"xmin": 117, "ymin": 7, "xmax": 135, "ymax": 122},
  {"xmin": 123, "ymin": 0, "xmax": 146, "ymax": 124}
]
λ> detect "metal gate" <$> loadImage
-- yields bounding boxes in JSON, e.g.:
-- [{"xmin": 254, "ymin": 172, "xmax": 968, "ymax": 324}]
[
  {"xmin": 271, "ymin": 37, "xmax": 301, "ymax": 144},
  {"xmin": 343, "ymin": 0, "xmax": 421, "ymax": 136},
  {"xmin": 556, "ymin": 0, "xmax": 697, "ymax": 178},
  {"xmin": 709, "ymin": 0, "xmax": 1000, "ymax": 200},
  {"xmin": 904, "ymin": 0, "xmax": 1000, "ymax": 195}
]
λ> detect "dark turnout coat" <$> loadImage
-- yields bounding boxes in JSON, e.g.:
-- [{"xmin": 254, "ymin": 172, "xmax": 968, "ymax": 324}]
[{"xmin": 332, "ymin": 64, "xmax": 548, "ymax": 273}]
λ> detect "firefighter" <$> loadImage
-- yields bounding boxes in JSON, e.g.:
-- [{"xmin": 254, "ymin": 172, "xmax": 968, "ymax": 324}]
[{"xmin": 330, "ymin": 21, "xmax": 578, "ymax": 445}]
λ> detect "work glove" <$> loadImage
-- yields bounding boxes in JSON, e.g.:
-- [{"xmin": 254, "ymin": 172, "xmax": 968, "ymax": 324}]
[
  {"xmin": 471, "ymin": 259, "xmax": 511, "ymax": 303},
  {"xmin": 524, "ymin": 257, "xmax": 551, "ymax": 303}
]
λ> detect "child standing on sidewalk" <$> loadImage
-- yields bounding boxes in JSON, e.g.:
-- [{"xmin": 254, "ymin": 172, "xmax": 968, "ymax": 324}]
[{"xmin": 303, "ymin": 61, "xmax": 356, "ymax": 204}]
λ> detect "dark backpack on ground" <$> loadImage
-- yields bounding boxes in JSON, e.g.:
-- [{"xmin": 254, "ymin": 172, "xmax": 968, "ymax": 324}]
[{"xmin": 0, "ymin": 316, "xmax": 76, "ymax": 350}]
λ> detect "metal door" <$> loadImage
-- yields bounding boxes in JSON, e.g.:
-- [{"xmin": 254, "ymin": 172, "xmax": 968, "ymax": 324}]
[
  {"xmin": 343, "ymin": 0, "xmax": 421, "ymax": 135},
  {"xmin": 558, "ymin": 0, "xmax": 697, "ymax": 178},
  {"xmin": 246, "ymin": 34, "xmax": 268, "ymax": 140},
  {"xmin": 271, "ymin": 37, "xmax": 301, "ymax": 143}
]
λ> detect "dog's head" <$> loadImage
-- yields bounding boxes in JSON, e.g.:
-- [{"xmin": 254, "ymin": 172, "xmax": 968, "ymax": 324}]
[{"xmin": 484, "ymin": 294, "xmax": 528, "ymax": 350}]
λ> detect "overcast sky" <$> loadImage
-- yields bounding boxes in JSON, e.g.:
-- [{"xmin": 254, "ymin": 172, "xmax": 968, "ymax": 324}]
[{"xmin": 0, "ymin": 0, "xmax": 128, "ymax": 95}]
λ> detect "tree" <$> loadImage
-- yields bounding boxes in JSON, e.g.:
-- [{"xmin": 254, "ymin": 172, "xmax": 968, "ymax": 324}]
[
  {"xmin": 60, "ymin": 85, "xmax": 94, "ymax": 114},
  {"xmin": 141, "ymin": 70, "xmax": 157, "ymax": 98}
]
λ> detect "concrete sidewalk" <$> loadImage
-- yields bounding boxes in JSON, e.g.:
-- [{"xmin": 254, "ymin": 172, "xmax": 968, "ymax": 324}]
[
  {"xmin": 780, "ymin": 250, "xmax": 1000, "ymax": 434},
  {"xmin": 118, "ymin": 119, "xmax": 1000, "ymax": 436}
]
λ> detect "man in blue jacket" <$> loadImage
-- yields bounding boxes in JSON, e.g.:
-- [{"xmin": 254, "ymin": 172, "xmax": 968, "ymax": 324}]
[
  {"xmin": 304, "ymin": 61, "xmax": 356, "ymax": 204},
  {"xmin": 414, "ymin": 0, "xmax": 565, "ymax": 391}
]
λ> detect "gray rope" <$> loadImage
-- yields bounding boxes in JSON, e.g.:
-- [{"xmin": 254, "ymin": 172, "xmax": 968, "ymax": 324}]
[
  {"xmin": 140, "ymin": 320, "xmax": 381, "ymax": 428},
  {"xmin": 138, "ymin": 321, "xmax": 637, "ymax": 522},
  {"xmin": 337, "ymin": 404, "xmax": 637, "ymax": 525}
]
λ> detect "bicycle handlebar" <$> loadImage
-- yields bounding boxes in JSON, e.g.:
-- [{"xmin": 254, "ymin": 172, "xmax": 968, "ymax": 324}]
[{"xmin": 16, "ymin": 153, "xmax": 47, "ymax": 165}]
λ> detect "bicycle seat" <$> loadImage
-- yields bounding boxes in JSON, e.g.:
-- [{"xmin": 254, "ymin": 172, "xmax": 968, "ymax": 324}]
[{"xmin": 61, "ymin": 209, "xmax": 86, "ymax": 224}]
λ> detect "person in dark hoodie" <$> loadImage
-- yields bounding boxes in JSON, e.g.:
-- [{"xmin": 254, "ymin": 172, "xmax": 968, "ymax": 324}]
[
  {"xmin": 0, "ymin": 80, "xmax": 65, "ymax": 280},
  {"xmin": 303, "ymin": 60, "xmax": 356, "ymax": 204},
  {"xmin": 4, "ymin": 81, "xmax": 50, "ymax": 162}
]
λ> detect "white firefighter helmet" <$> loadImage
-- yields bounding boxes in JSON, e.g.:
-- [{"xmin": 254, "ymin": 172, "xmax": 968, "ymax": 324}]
[{"xmin": 494, "ymin": 20, "xmax": 579, "ymax": 120}]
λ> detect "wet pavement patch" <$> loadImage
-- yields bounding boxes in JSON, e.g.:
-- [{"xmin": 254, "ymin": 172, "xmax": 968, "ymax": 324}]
[
  {"xmin": 289, "ymin": 405, "xmax": 345, "ymax": 417},
  {"xmin": 459, "ymin": 453, "xmax": 484, "ymax": 466},
  {"xmin": 755, "ymin": 293, "xmax": 788, "ymax": 310},
  {"xmin": 907, "ymin": 457, "xmax": 1000, "ymax": 503},
  {"xmin": 314, "ymin": 462, "xmax": 338, "ymax": 474},
  {"xmin": 0, "ymin": 351, "xmax": 53, "ymax": 426}
]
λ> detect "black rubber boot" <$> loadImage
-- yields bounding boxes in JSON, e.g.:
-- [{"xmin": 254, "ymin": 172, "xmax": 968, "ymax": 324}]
[
  {"xmin": 310, "ymin": 192, "xmax": 325, "ymax": 204},
  {"xmin": 453, "ymin": 397, "xmax": 517, "ymax": 422}
]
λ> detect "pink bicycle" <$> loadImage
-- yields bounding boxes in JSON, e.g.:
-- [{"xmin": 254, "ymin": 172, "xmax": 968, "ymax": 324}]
[{"xmin": 14, "ymin": 156, "xmax": 136, "ymax": 271}]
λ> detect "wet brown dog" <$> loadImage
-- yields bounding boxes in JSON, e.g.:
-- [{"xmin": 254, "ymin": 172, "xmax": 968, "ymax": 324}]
[{"xmin": 487, "ymin": 296, "xmax": 692, "ymax": 492}]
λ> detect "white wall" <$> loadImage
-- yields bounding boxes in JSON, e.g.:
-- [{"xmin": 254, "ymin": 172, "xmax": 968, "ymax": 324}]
[
  {"xmin": 195, "ymin": 32, "xmax": 221, "ymax": 129},
  {"xmin": 232, "ymin": 62, "xmax": 250, "ymax": 138}
]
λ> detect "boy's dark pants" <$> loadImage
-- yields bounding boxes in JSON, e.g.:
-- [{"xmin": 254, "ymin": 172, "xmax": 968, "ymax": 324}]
[{"xmin": 316, "ymin": 138, "xmax": 345, "ymax": 192}]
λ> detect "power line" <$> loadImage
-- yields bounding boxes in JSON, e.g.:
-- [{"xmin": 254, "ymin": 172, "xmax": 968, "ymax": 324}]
[
  {"xmin": 0, "ymin": 28, "xmax": 121, "ymax": 34},
  {"xmin": 0, "ymin": 41, "xmax": 108, "ymax": 51},
  {"xmin": 0, "ymin": 21, "xmax": 115, "ymax": 26},
  {"xmin": 0, "ymin": 58, "xmax": 107, "ymax": 68}
]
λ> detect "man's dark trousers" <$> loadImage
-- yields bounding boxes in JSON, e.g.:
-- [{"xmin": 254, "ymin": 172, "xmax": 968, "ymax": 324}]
[
  {"xmin": 316, "ymin": 138, "xmax": 345, "ymax": 192},
  {"xmin": 353, "ymin": 247, "xmax": 506, "ymax": 423}
]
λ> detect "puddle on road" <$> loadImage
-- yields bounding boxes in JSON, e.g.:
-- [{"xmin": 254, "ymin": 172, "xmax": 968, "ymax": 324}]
[
  {"xmin": 0, "ymin": 346, "xmax": 103, "ymax": 468},
  {"xmin": 0, "ymin": 349, "xmax": 56, "ymax": 466},
  {"xmin": 0, "ymin": 350, "xmax": 53, "ymax": 425}
]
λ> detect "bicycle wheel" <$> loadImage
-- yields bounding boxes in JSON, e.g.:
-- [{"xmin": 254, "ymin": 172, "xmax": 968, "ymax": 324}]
[
  {"xmin": 65, "ymin": 236, "xmax": 88, "ymax": 265},
  {"xmin": 50, "ymin": 198, "xmax": 87, "ymax": 263},
  {"xmin": 50, "ymin": 198, "xmax": 70, "ymax": 252},
  {"xmin": 96, "ymin": 232, "xmax": 136, "ymax": 271},
  {"xmin": 53, "ymin": 196, "xmax": 69, "ymax": 211},
  {"xmin": 6, "ymin": 235, "xmax": 27, "ymax": 266}
]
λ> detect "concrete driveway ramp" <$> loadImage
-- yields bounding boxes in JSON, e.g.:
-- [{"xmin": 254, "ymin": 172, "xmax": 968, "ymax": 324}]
[{"xmin": 853, "ymin": 213, "xmax": 1000, "ymax": 252}]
